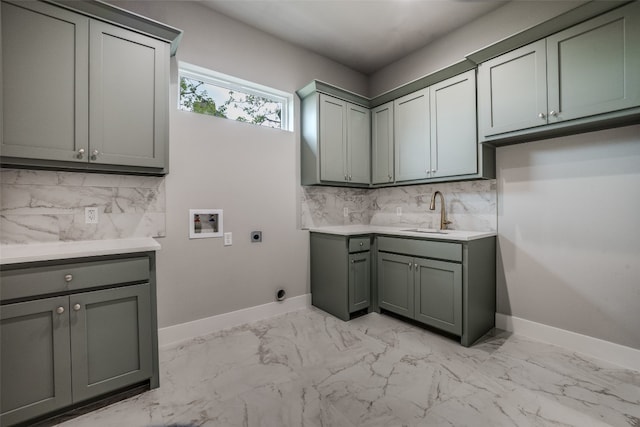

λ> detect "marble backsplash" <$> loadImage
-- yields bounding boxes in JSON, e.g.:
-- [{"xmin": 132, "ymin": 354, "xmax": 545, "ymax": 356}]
[
  {"xmin": 301, "ymin": 180, "xmax": 496, "ymax": 232},
  {"xmin": 0, "ymin": 168, "xmax": 166, "ymax": 245}
]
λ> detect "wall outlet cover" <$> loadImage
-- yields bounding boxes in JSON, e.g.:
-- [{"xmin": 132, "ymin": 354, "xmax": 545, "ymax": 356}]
[
  {"xmin": 224, "ymin": 232, "xmax": 232, "ymax": 246},
  {"xmin": 85, "ymin": 207, "xmax": 99, "ymax": 224}
]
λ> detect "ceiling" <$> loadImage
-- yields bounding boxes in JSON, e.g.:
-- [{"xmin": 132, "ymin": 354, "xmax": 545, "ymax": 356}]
[{"xmin": 200, "ymin": 0, "xmax": 508, "ymax": 74}]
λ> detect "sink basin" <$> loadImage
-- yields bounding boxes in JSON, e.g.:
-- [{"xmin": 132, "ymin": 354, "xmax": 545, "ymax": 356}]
[{"xmin": 402, "ymin": 228, "xmax": 448, "ymax": 234}]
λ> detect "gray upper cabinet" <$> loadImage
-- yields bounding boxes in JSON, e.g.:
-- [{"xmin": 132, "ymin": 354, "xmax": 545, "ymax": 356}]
[
  {"xmin": 89, "ymin": 21, "xmax": 167, "ymax": 169},
  {"xmin": 1, "ymin": 0, "xmax": 176, "ymax": 174},
  {"xmin": 430, "ymin": 70, "xmax": 478, "ymax": 178},
  {"xmin": 318, "ymin": 94, "xmax": 370, "ymax": 184},
  {"xmin": 394, "ymin": 88, "xmax": 430, "ymax": 182},
  {"xmin": 546, "ymin": 3, "xmax": 640, "ymax": 123},
  {"xmin": 1, "ymin": 1, "xmax": 89, "ymax": 163},
  {"xmin": 371, "ymin": 102, "xmax": 394, "ymax": 184},
  {"xmin": 479, "ymin": 1, "xmax": 640, "ymax": 142},
  {"xmin": 346, "ymin": 103, "xmax": 371, "ymax": 184},
  {"xmin": 478, "ymin": 40, "xmax": 548, "ymax": 138}
]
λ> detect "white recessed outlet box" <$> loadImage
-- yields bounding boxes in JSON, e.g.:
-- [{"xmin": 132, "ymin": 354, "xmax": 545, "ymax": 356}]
[
  {"xmin": 85, "ymin": 207, "xmax": 99, "ymax": 224},
  {"xmin": 343, "ymin": 207, "xmax": 349, "ymax": 217},
  {"xmin": 224, "ymin": 232, "xmax": 232, "ymax": 246}
]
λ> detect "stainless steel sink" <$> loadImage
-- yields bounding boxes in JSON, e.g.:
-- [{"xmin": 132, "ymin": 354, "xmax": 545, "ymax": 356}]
[{"xmin": 402, "ymin": 228, "xmax": 448, "ymax": 234}]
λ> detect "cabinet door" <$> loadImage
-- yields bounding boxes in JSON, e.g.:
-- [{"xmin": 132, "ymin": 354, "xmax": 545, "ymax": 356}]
[
  {"xmin": 346, "ymin": 103, "xmax": 371, "ymax": 184},
  {"xmin": 0, "ymin": 297, "xmax": 72, "ymax": 426},
  {"xmin": 1, "ymin": 1, "xmax": 89, "ymax": 162},
  {"xmin": 70, "ymin": 284, "xmax": 152, "ymax": 403},
  {"xmin": 478, "ymin": 40, "xmax": 548, "ymax": 138},
  {"xmin": 319, "ymin": 94, "xmax": 347, "ymax": 182},
  {"xmin": 414, "ymin": 258, "xmax": 462, "ymax": 335},
  {"xmin": 430, "ymin": 70, "xmax": 477, "ymax": 178},
  {"xmin": 394, "ymin": 88, "xmax": 430, "ymax": 182},
  {"xmin": 547, "ymin": 2, "xmax": 640, "ymax": 123},
  {"xmin": 89, "ymin": 21, "xmax": 168, "ymax": 168},
  {"xmin": 371, "ymin": 102, "xmax": 394, "ymax": 184},
  {"xmin": 377, "ymin": 252, "xmax": 414, "ymax": 318},
  {"xmin": 349, "ymin": 252, "xmax": 370, "ymax": 312}
]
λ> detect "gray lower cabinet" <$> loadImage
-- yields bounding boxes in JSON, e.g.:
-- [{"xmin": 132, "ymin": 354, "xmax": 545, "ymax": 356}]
[
  {"xmin": 377, "ymin": 235, "xmax": 495, "ymax": 346},
  {"xmin": 0, "ymin": 254, "xmax": 158, "ymax": 427},
  {"xmin": 479, "ymin": 1, "xmax": 640, "ymax": 142},
  {"xmin": 1, "ymin": 0, "xmax": 172, "ymax": 174},
  {"xmin": 310, "ymin": 233, "xmax": 371, "ymax": 321}
]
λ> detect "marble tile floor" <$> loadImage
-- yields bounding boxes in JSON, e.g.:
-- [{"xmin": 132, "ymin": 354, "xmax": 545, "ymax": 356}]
[{"xmin": 57, "ymin": 308, "xmax": 640, "ymax": 427}]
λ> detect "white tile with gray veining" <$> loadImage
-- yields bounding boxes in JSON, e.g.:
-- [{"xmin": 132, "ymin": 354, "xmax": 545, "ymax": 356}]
[
  {"xmin": 0, "ymin": 168, "xmax": 166, "ymax": 244},
  {"xmin": 300, "ymin": 180, "xmax": 497, "ymax": 232},
  {"xmin": 57, "ymin": 308, "xmax": 640, "ymax": 427}
]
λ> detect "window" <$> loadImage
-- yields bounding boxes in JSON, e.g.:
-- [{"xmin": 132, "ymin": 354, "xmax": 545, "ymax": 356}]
[{"xmin": 179, "ymin": 62, "xmax": 293, "ymax": 131}]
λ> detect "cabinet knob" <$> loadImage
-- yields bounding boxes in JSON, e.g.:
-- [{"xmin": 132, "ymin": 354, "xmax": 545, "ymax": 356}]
[
  {"xmin": 431, "ymin": 169, "xmax": 436, "ymax": 173},
  {"xmin": 549, "ymin": 110, "xmax": 558, "ymax": 117},
  {"xmin": 56, "ymin": 306, "xmax": 65, "ymax": 314},
  {"xmin": 348, "ymin": 175, "xmax": 352, "ymax": 181},
  {"xmin": 76, "ymin": 148, "xmax": 85, "ymax": 159},
  {"xmin": 388, "ymin": 175, "xmax": 392, "ymax": 182},
  {"xmin": 64, "ymin": 274, "xmax": 73, "ymax": 282},
  {"xmin": 73, "ymin": 303, "xmax": 81, "ymax": 311},
  {"xmin": 351, "ymin": 259, "xmax": 356, "ymax": 263},
  {"xmin": 408, "ymin": 262, "xmax": 412, "ymax": 270},
  {"xmin": 91, "ymin": 149, "xmax": 100, "ymax": 160},
  {"xmin": 344, "ymin": 174, "xmax": 348, "ymax": 181},
  {"xmin": 538, "ymin": 112, "xmax": 546, "ymax": 119}
]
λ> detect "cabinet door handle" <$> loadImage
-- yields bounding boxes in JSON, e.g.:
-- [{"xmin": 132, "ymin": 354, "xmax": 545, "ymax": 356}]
[
  {"xmin": 64, "ymin": 274, "xmax": 73, "ymax": 282},
  {"xmin": 56, "ymin": 306, "xmax": 65, "ymax": 314},
  {"xmin": 549, "ymin": 110, "xmax": 558, "ymax": 117},
  {"xmin": 538, "ymin": 112, "xmax": 546, "ymax": 119},
  {"xmin": 408, "ymin": 262, "xmax": 412, "ymax": 270},
  {"xmin": 76, "ymin": 148, "xmax": 85, "ymax": 159},
  {"xmin": 388, "ymin": 175, "xmax": 392, "ymax": 182},
  {"xmin": 73, "ymin": 303, "xmax": 81, "ymax": 311},
  {"xmin": 91, "ymin": 149, "xmax": 100, "ymax": 160},
  {"xmin": 351, "ymin": 259, "xmax": 356, "ymax": 264}
]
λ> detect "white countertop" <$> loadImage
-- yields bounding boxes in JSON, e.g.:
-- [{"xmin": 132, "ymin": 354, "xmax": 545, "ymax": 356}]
[
  {"xmin": 0, "ymin": 237, "xmax": 161, "ymax": 265},
  {"xmin": 306, "ymin": 225, "xmax": 496, "ymax": 241}
]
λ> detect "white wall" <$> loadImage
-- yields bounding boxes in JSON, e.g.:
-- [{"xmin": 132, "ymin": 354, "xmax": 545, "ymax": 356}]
[
  {"xmin": 497, "ymin": 125, "xmax": 640, "ymax": 349},
  {"xmin": 109, "ymin": 1, "xmax": 367, "ymax": 328}
]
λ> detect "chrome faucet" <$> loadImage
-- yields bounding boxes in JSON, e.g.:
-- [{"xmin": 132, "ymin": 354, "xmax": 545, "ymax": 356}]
[{"xmin": 430, "ymin": 191, "xmax": 452, "ymax": 230}]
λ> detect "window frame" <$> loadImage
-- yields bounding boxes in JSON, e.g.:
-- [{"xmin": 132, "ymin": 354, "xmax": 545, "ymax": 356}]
[{"xmin": 178, "ymin": 62, "xmax": 293, "ymax": 131}]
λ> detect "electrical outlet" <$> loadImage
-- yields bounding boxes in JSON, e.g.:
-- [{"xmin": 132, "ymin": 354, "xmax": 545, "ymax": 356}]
[
  {"xmin": 343, "ymin": 207, "xmax": 349, "ymax": 217},
  {"xmin": 85, "ymin": 207, "xmax": 99, "ymax": 224},
  {"xmin": 224, "ymin": 232, "xmax": 232, "ymax": 246},
  {"xmin": 396, "ymin": 207, "xmax": 402, "ymax": 216}
]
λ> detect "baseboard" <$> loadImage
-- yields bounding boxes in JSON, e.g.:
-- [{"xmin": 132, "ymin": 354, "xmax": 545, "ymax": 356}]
[
  {"xmin": 495, "ymin": 313, "xmax": 640, "ymax": 372},
  {"xmin": 158, "ymin": 293, "xmax": 311, "ymax": 348}
]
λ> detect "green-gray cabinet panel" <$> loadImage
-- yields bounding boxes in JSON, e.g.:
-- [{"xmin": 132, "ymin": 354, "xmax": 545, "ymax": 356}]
[
  {"xmin": 319, "ymin": 94, "xmax": 347, "ymax": 182},
  {"xmin": 430, "ymin": 70, "xmax": 478, "ymax": 178},
  {"xmin": 349, "ymin": 252, "xmax": 370, "ymax": 313},
  {"xmin": 546, "ymin": 2, "xmax": 640, "ymax": 123},
  {"xmin": 377, "ymin": 236, "xmax": 462, "ymax": 263},
  {"xmin": 310, "ymin": 233, "xmax": 371, "ymax": 320},
  {"xmin": 71, "ymin": 283, "xmax": 152, "ymax": 403},
  {"xmin": 394, "ymin": 88, "xmax": 430, "ymax": 182},
  {"xmin": 414, "ymin": 258, "xmax": 462, "ymax": 335},
  {"xmin": 346, "ymin": 103, "xmax": 371, "ymax": 184},
  {"xmin": 478, "ymin": 40, "xmax": 548, "ymax": 138},
  {"xmin": 1, "ymin": 1, "xmax": 89, "ymax": 162},
  {"xmin": 89, "ymin": 20, "xmax": 168, "ymax": 169},
  {"xmin": 0, "ymin": 297, "xmax": 72, "ymax": 427},
  {"xmin": 377, "ymin": 252, "xmax": 414, "ymax": 318},
  {"xmin": 371, "ymin": 102, "xmax": 394, "ymax": 184}
]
